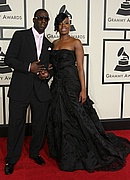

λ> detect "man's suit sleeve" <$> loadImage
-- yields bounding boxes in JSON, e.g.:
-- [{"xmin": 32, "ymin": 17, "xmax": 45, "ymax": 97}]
[{"xmin": 4, "ymin": 31, "xmax": 30, "ymax": 73}]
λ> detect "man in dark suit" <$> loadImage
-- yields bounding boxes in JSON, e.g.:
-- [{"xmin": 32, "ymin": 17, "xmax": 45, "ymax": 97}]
[{"xmin": 4, "ymin": 8, "xmax": 53, "ymax": 175}]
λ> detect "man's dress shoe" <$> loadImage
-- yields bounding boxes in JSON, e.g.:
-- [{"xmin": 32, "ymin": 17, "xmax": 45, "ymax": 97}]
[
  {"xmin": 4, "ymin": 163, "xmax": 14, "ymax": 175},
  {"xmin": 31, "ymin": 155, "xmax": 46, "ymax": 165}
]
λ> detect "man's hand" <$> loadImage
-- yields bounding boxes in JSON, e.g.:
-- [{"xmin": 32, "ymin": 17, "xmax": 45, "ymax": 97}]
[{"xmin": 30, "ymin": 60, "xmax": 44, "ymax": 74}]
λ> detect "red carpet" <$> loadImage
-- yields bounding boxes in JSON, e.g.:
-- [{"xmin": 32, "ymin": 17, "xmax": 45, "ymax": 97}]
[{"xmin": 0, "ymin": 130, "xmax": 130, "ymax": 180}]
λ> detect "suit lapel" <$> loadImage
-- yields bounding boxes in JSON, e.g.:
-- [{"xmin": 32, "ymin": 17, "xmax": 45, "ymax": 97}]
[
  {"xmin": 40, "ymin": 37, "xmax": 47, "ymax": 57},
  {"xmin": 25, "ymin": 29, "xmax": 37, "ymax": 60}
]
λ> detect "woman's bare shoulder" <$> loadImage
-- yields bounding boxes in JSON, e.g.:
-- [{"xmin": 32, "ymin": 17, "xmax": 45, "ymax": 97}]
[
  {"xmin": 70, "ymin": 37, "xmax": 82, "ymax": 49},
  {"xmin": 70, "ymin": 37, "xmax": 81, "ymax": 44}
]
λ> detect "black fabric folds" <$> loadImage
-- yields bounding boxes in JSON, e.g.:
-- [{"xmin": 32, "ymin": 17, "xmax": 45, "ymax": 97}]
[{"xmin": 46, "ymin": 49, "xmax": 130, "ymax": 172}]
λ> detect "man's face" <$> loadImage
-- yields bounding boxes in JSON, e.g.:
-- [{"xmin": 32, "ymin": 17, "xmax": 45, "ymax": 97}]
[{"xmin": 33, "ymin": 10, "xmax": 50, "ymax": 34}]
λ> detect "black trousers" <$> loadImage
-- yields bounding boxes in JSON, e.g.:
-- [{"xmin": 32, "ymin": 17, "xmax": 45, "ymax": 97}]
[{"xmin": 5, "ymin": 88, "xmax": 50, "ymax": 164}]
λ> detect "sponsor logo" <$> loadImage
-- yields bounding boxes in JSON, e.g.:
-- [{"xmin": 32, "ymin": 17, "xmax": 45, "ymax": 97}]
[
  {"xmin": 0, "ymin": 47, "xmax": 12, "ymax": 74},
  {"xmin": 47, "ymin": 4, "xmax": 86, "ymax": 42},
  {"xmin": 0, "ymin": 0, "xmax": 11, "ymax": 12},
  {"xmin": 116, "ymin": 0, "xmax": 130, "ymax": 16},
  {"xmin": 114, "ymin": 47, "xmax": 130, "ymax": 72}
]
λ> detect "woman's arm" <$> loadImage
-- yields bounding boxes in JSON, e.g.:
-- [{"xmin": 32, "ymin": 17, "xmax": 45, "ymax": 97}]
[{"xmin": 74, "ymin": 39, "xmax": 87, "ymax": 104}]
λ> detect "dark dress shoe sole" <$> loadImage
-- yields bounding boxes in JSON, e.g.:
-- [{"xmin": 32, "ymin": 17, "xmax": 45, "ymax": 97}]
[
  {"xmin": 4, "ymin": 163, "xmax": 14, "ymax": 175},
  {"xmin": 31, "ymin": 155, "xmax": 46, "ymax": 165}
]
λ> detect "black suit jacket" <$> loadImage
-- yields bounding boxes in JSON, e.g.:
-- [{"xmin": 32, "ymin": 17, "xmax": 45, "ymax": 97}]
[{"xmin": 5, "ymin": 28, "xmax": 53, "ymax": 102}]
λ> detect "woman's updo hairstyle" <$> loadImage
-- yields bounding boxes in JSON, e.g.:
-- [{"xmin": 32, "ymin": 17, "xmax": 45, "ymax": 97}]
[{"xmin": 54, "ymin": 13, "xmax": 68, "ymax": 31}]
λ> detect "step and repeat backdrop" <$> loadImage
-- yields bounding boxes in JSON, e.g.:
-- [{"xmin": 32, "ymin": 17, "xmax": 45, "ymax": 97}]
[{"xmin": 0, "ymin": 0, "xmax": 130, "ymax": 129}]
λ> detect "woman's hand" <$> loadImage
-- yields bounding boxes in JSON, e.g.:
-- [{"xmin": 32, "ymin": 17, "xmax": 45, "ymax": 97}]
[
  {"xmin": 48, "ymin": 63, "xmax": 53, "ymax": 70},
  {"xmin": 79, "ymin": 90, "xmax": 87, "ymax": 104},
  {"xmin": 38, "ymin": 69, "xmax": 49, "ymax": 80}
]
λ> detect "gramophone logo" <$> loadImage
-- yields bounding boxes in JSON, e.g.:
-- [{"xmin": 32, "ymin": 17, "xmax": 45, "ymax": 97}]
[
  {"xmin": 114, "ymin": 47, "xmax": 130, "ymax": 71},
  {"xmin": 58, "ymin": 5, "xmax": 76, "ymax": 31},
  {"xmin": 0, "ymin": 47, "xmax": 12, "ymax": 74},
  {"xmin": 116, "ymin": 0, "xmax": 130, "ymax": 16},
  {"xmin": 0, "ymin": 0, "xmax": 11, "ymax": 12}
]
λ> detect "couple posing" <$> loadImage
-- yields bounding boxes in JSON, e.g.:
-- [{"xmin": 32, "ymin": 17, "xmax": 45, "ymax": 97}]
[{"xmin": 4, "ymin": 8, "xmax": 130, "ymax": 175}]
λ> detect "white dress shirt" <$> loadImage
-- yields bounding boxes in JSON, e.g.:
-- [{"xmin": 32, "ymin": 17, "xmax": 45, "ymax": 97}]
[{"xmin": 32, "ymin": 27, "xmax": 44, "ymax": 59}]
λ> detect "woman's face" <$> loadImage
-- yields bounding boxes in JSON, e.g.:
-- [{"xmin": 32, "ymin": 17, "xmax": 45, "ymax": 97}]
[{"xmin": 58, "ymin": 17, "xmax": 70, "ymax": 35}]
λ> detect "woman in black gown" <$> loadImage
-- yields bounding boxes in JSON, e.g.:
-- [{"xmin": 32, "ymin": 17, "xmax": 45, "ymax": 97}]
[{"xmin": 46, "ymin": 13, "xmax": 130, "ymax": 172}]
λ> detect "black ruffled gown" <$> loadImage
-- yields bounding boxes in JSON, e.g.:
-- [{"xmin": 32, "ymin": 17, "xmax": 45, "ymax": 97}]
[{"xmin": 46, "ymin": 49, "xmax": 130, "ymax": 172}]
